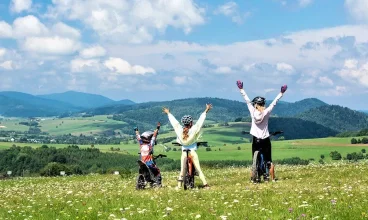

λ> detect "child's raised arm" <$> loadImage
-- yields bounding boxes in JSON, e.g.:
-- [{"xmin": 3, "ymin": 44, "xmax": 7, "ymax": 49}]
[
  {"xmin": 150, "ymin": 122, "xmax": 161, "ymax": 146},
  {"xmin": 134, "ymin": 127, "xmax": 143, "ymax": 145}
]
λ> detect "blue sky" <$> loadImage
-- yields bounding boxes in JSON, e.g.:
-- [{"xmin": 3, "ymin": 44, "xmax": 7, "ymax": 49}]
[{"xmin": 1, "ymin": 0, "xmax": 368, "ymax": 109}]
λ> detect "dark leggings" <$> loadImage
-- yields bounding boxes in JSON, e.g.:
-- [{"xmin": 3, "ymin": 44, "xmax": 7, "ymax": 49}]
[{"xmin": 252, "ymin": 136, "xmax": 272, "ymax": 162}]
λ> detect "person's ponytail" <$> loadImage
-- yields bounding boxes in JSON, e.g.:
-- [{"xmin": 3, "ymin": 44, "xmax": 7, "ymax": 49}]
[{"xmin": 183, "ymin": 126, "xmax": 189, "ymax": 140}]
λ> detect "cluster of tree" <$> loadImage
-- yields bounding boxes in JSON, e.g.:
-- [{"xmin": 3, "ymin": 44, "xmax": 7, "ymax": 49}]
[
  {"xmin": 0, "ymin": 144, "xmax": 141, "ymax": 177},
  {"xmin": 337, "ymin": 129, "xmax": 368, "ymax": 137},
  {"xmin": 19, "ymin": 121, "xmax": 39, "ymax": 126},
  {"xmin": 330, "ymin": 151, "xmax": 342, "ymax": 160},
  {"xmin": 351, "ymin": 137, "xmax": 368, "ymax": 144},
  {"xmin": 345, "ymin": 151, "xmax": 366, "ymax": 161}
]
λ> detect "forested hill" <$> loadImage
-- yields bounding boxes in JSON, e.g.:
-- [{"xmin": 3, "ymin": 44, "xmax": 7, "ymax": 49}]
[
  {"xmin": 271, "ymin": 98, "xmax": 327, "ymax": 116},
  {"xmin": 0, "ymin": 92, "xmax": 83, "ymax": 117},
  {"xmin": 87, "ymin": 97, "xmax": 326, "ymax": 120},
  {"xmin": 84, "ymin": 97, "xmax": 341, "ymax": 138},
  {"xmin": 296, "ymin": 105, "xmax": 368, "ymax": 132}
]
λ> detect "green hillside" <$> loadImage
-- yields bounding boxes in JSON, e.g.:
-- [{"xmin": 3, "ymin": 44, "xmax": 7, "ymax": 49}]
[{"xmin": 296, "ymin": 105, "xmax": 368, "ymax": 132}]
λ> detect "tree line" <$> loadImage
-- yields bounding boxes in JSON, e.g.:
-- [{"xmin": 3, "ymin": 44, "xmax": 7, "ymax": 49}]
[{"xmin": 0, "ymin": 145, "xmax": 310, "ymax": 177}]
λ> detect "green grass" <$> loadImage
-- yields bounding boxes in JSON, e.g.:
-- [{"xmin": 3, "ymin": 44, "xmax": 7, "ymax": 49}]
[
  {"xmin": 0, "ymin": 162, "xmax": 367, "ymax": 219},
  {"xmin": 0, "ymin": 115, "xmax": 128, "ymax": 136}
]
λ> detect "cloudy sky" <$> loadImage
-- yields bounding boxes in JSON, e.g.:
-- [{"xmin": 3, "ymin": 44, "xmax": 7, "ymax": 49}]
[{"xmin": 0, "ymin": 0, "xmax": 368, "ymax": 110}]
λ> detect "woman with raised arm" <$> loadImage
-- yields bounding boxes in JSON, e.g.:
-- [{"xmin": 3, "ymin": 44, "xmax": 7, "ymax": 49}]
[
  {"xmin": 236, "ymin": 80, "xmax": 287, "ymax": 182},
  {"xmin": 163, "ymin": 104, "xmax": 212, "ymax": 189}
]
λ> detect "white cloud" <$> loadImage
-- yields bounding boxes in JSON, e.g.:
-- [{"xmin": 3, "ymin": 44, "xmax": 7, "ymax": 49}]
[
  {"xmin": 344, "ymin": 59, "xmax": 358, "ymax": 69},
  {"xmin": 0, "ymin": 48, "xmax": 6, "ymax": 58},
  {"xmin": 0, "ymin": 21, "xmax": 13, "ymax": 38},
  {"xmin": 299, "ymin": 0, "xmax": 313, "ymax": 8},
  {"xmin": 323, "ymin": 86, "xmax": 347, "ymax": 96},
  {"xmin": 104, "ymin": 57, "xmax": 156, "ymax": 75},
  {"xmin": 276, "ymin": 62, "xmax": 294, "ymax": 73},
  {"xmin": 0, "ymin": 61, "xmax": 14, "ymax": 70},
  {"xmin": 214, "ymin": 1, "xmax": 249, "ymax": 24},
  {"xmin": 79, "ymin": 45, "xmax": 106, "ymax": 58},
  {"xmin": 13, "ymin": 15, "xmax": 48, "ymax": 38},
  {"xmin": 46, "ymin": 0, "xmax": 205, "ymax": 43},
  {"xmin": 337, "ymin": 59, "xmax": 368, "ymax": 87},
  {"xmin": 214, "ymin": 66, "xmax": 232, "ymax": 74},
  {"xmin": 173, "ymin": 76, "xmax": 189, "ymax": 85},
  {"xmin": 319, "ymin": 76, "xmax": 334, "ymax": 86},
  {"xmin": 10, "ymin": 0, "xmax": 32, "ymax": 13},
  {"xmin": 71, "ymin": 58, "xmax": 100, "ymax": 73},
  {"xmin": 22, "ymin": 36, "xmax": 80, "ymax": 55},
  {"xmin": 52, "ymin": 22, "xmax": 81, "ymax": 39},
  {"xmin": 345, "ymin": 0, "xmax": 368, "ymax": 23}
]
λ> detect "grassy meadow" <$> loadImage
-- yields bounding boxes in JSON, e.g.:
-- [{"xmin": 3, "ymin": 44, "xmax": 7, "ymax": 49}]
[{"xmin": 1, "ymin": 161, "xmax": 367, "ymax": 219}]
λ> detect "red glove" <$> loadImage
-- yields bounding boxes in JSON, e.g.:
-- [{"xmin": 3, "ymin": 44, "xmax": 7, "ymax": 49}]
[
  {"xmin": 281, "ymin": 85, "xmax": 288, "ymax": 93},
  {"xmin": 236, "ymin": 80, "xmax": 243, "ymax": 89}
]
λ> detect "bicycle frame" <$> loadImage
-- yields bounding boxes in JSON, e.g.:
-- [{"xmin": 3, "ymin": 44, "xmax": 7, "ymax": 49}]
[
  {"xmin": 242, "ymin": 131, "xmax": 283, "ymax": 183},
  {"xmin": 172, "ymin": 142, "xmax": 207, "ymax": 189}
]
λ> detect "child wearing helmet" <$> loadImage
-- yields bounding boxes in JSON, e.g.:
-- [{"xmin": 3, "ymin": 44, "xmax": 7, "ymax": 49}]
[
  {"xmin": 135, "ymin": 122, "xmax": 161, "ymax": 184},
  {"xmin": 162, "ymin": 104, "xmax": 212, "ymax": 189},
  {"xmin": 236, "ymin": 80, "xmax": 287, "ymax": 182}
]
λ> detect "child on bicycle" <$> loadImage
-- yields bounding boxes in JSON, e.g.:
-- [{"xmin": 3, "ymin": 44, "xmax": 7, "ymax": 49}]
[
  {"xmin": 135, "ymin": 122, "xmax": 161, "ymax": 184},
  {"xmin": 162, "ymin": 104, "xmax": 212, "ymax": 189},
  {"xmin": 236, "ymin": 80, "xmax": 287, "ymax": 182}
]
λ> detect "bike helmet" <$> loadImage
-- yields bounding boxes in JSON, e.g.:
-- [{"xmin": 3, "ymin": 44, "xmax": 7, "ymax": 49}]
[
  {"xmin": 181, "ymin": 115, "xmax": 193, "ymax": 126},
  {"xmin": 252, "ymin": 96, "xmax": 266, "ymax": 106},
  {"xmin": 141, "ymin": 131, "xmax": 154, "ymax": 143}
]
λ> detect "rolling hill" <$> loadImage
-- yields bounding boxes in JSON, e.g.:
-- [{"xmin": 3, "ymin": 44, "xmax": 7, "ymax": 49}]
[
  {"xmin": 38, "ymin": 91, "xmax": 135, "ymax": 109},
  {"xmin": 86, "ymin": 97, "xmax": 327, "ymax": 119},
  {"xmin": 296, "ymin": 105, "xmax": 368, "ymax": 132},
  {"xmin": 0, "ymin": 92, "xmax": 83, "ymax": 117},
  {"xmin": 83, "ymin": 97, "xmax": 340, "ymax": 138}
]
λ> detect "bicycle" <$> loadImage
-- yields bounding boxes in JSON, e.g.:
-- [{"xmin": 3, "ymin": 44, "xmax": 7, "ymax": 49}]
[
  {"xmin": 172, "ymin": 141, "xmax": 208, "ymax": 190},
  {"xmin": 242, "ymin": 130, "xmax": 283, "ymax": 183},
  {"xmin": 136, "ymin": 153, "xmax": 167, "ymax": 190}
]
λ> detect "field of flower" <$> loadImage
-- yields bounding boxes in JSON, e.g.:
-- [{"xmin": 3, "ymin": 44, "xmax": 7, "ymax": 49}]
[{"xmin": 1, "ymin": 161, "xmax": 367, "ymax": 220}]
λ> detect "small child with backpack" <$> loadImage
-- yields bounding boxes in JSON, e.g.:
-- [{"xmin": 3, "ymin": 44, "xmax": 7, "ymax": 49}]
[{"xmin": 135, "ymin": 122, "xmax": 161, "ymax": 184}]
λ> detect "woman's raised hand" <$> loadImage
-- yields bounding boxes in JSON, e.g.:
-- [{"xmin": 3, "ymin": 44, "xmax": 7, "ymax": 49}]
[
  {"xmin": 281, "ymin": 85, "xmax": 288, "ymax": 93},
  {"xmin": 205, "ymin": 103, "xmax": 213, "ymax": 112},
  {"xmin": 162, "ymin": 107, "xmax": 170, "ymax": 114},
  {"xmin": 236, "ymin": 80, "xmax": 243, "ymax": 89}
]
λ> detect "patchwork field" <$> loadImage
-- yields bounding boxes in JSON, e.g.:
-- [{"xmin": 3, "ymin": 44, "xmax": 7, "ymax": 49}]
[
  {"xmin": 0, "ymin": 162, "xmax": 367, "ymax": 219},
  {"xmin": 0, "ymin": 115, "xmax": 127, "ymax": 136}
]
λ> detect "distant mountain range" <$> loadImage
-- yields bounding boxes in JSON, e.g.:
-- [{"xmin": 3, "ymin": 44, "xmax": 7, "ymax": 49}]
[
  {"xmin": 0, "ymin": 91, "xmax": 367, "ymax": 138},
  {"xmin": 38, "ymin": 91, "xmax": 135, "ymax": 109},
  {"xmin": 0, "ymin": 91, "xmax": 134, "ymax": 117}
]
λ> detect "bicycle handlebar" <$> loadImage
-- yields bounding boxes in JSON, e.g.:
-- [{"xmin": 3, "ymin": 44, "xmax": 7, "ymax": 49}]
[
  {"xmin": 137, "ymin": 153, "xmax": 167, "ymax": 159},
  {"xmin": 171, "ymin": 141, "xmax": 208, "ymax": 147},
  {"xmin": 241, "ymin": 131, "xmax": 284, "ymax": 136},
  {"xmin": 153, "ymin": 154, "xmax": 167, "ymax": 159}
]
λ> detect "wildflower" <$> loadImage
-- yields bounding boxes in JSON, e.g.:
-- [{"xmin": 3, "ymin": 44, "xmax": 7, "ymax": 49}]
[{"xmin": 288, "ymin": 208, "xmax": 293, "ymax": 213}]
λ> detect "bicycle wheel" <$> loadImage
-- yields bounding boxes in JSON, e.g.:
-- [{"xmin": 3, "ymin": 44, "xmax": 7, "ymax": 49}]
[
  {"xmin": 183, "ymin": 157, "xmax": 189, "ymax": 190},
  {"xmin": 251, "ymin": 151, "xmax": 260, "ymax": 182},
  {"xmin": 136, "ymin": 174, "xmax": 145, "ymax": 190}
]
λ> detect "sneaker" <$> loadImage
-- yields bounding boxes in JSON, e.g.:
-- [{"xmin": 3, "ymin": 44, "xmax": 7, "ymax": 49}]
[{"xmin": 203, "ymin": 184, "xmax": 210, "ymax": 189}]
